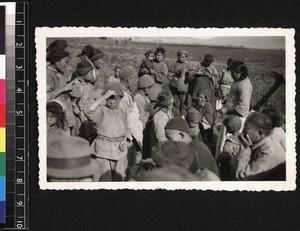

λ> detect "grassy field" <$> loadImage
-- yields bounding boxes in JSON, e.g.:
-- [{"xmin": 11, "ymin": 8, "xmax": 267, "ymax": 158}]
[{"xmin": 47, "ymin": 37, "xmax": 286, "ymax": 121}]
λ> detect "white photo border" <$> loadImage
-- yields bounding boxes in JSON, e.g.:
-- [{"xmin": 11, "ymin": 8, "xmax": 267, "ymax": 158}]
[{"xmin": 36, "ymin": 27, "xmax": 296, "ymax": 191}]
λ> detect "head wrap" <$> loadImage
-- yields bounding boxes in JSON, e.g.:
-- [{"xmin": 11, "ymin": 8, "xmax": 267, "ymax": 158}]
[
  {"xmin": 88, "ymin": 49, "xmax": 105, "ymax": 61},
  {"xmin": 223, "ymin": 115, "xmax": 242, "ymax": 133},
  {"xmin": 46, "ymin": 40, "xmax": 68, "ymax": 53},
  {"xmin": 227, "ymin": 58, "xmax": 235, "ymax": 66},
  {"xmin": 204, "ymin": 54, "xmax": 214, "ymax": 63},
  {"xmin": 155, "ymin": 47, "xmax": 166, "ymax": 56},
  {"xmin": 103, "ymin": 82, "xmax": 124, "ymax": 97},
  {"xmin": 157, "ymin": 91, "xmax": 173, "ymax": 107},
  {"xmin": 145, "ymin": 50, "xmax": 155, "ymax": 57},
  {"xmin": 47, "ymin": 50, "xmax": 69, "ymax": 64},
  {"xmin": 230, "ymin": 60, "xmax": 248, "ymax": 79},
  {"xmin": 137, "ymin": 74, "xmax": 155, "ymax": 89},
  {"xmin": 246, "ymin": 112, "xmax": 273, "ymax": 130},
  {"xmin": 177, "ymin": 50, "xmax": 189, "ymax": 57},
  {"xmin": 76, "ymin": 60, "xmax": 93, "ymax": 76},
  {"xmin": 78, "ymin": 45, "xmax": 95, "ymax": 57},
  {"xmin": 47, "ymin": 99, "xmax": 66, "ymax": 112},
  {"xmin": 119, "ymin": 65, "xmax": 136, "ymax": 79},
  {"xmin": 165, "ymin": 117, "xmax": 190, "ymax": 133},
  {"xmin": 186, "ymin": 108, "xmax": 202, "ymax": 123},
  {"xmin": 151, "ymin": 141, "xmax": 198, "ymax": 172}
]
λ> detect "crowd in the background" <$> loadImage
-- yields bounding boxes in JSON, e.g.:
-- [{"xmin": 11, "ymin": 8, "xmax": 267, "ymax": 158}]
[{"xmin": 46, "ymin": 39, "xmax": 286, "ymax": 182}]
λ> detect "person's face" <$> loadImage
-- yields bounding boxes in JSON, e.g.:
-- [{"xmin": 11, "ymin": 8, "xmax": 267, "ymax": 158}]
[
  {"xmin": 165, "ymin": 129, "xmax": 184, "ymax": 142},
  {"xmin": 198, "ymin": 94, "xmax": 207, "ymax": 106},
  {"xmin": 106, "ymin": 96, "xmax": 122, "ymax": 109},
  {"xmin": 242, "ymin": 121, "xmax": 262, "ymax": 143},
  {"xmin": 178, "ymin": 54, "xmax": 187, "ymax": 63},
  {"xmin": 83, "ymin": 70, "xmax": 94, "ymax": 82},
  {"xmin": 188, "ymin": 120, "xmax": 199, "ymax": 128},
  {"xmin": 55, "ymin": 56, "xmax": 69, "ymax": 73},
  {"xmin": 114, "ymin": 68, "xmax": 121, "ymax": 78},
  {"xmin": 147, "ymin": 53, "xmax": 155, "ymax": 61},
  {"xmin": 93, "ymin": 58, "xmax": 104, "ymax": 69},
  {"xmin": 231, "ymin": 70, "xmax": 241, "ymax": 81},
  {"xmin": 203, "ymin": 59, "xmax": 212, "ymax": 67},
  {"xmin": 47, "ymin": 111, "xmax": 58, "ymax": 127},
  {"xmin": 156, "ymin": 52, "xmax": 164, "ymax": 62}
]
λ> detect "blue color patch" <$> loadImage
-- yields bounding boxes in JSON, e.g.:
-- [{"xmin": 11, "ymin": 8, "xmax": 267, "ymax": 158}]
[{"xmin": 0, "ymin": 176, "xmax": 5, "ymax": 201}]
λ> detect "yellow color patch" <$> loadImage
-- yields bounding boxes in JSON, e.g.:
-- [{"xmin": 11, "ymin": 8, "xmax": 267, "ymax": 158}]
[{"xmin": 0, "ymin": 128, "xmax": 5, "ymax": 152}]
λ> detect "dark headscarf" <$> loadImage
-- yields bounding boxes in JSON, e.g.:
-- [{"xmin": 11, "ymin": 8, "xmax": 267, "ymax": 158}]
[
  {"xmin": 47, "ymin": 50, "xmax": 69, "ymax": 64},
  {"xmin": 151, "ymin": 141, "xmax": 198, "ymax": 173},
  {"xmin": 230, "ymin": 60, "xmax": 248, "ymax": 81}
]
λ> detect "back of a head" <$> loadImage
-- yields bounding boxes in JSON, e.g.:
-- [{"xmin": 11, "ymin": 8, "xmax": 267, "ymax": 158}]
[
  {"xmin": 223, "ymin": 115, "xmax": 242, "ymax": 133},
  {"xmin": 151, "ymin": 141, "xmax": 198, "ymax": 172}
]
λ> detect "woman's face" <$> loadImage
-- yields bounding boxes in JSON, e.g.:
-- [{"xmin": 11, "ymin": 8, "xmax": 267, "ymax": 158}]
[
  {"xmin": 93, "ymin": 59, "xmax": 103, "ymax": 69},
  {"xmin": 55, "ymin": 57, "xmax": 70, "ymax": 73},
  {"xmin": 83, "ymin": 70, "xmax": 94, "ymax": 82},
  {"xmin": 106, "ymin": 96, "xmax": 121, "ymax": 109},
  {"xmin": 188, "ymin": 120, "xmax": 199, "ymax": 128},
  {"xmin": 47, "ymin": 111, "xmax": 58, "ymax": 127},
  {"xmin": 178, "ymin": 54, "xmax": 187, "ymax": 63},
  {"xmin": 156, "ymin": 52, "xmax": 164, "ymax": 62},
  {"xmin": 231, "ymin": 70, "xmax": 241, "ymax": 81},
  {"xmin": 198, "ymin": 94, "xmax": 207, "ymax": 106}
]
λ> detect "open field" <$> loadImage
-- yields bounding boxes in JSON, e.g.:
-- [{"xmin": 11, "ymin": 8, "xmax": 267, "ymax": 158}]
[{"xmin": 47, "ymin": 37, "xmax": 286, "ymax": 120}]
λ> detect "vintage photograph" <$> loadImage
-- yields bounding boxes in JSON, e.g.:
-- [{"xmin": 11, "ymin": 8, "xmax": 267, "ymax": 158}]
[{"xmin": 36, "ymin": 27, "xmax": 296, "ymax": 190}]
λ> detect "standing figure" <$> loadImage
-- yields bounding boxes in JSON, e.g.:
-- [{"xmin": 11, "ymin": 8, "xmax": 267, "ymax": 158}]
[
  {"xmin": 84, "ymin": 83, "xmax": 131, "ymax": 181},
  {"xmin": 168, "ymin": 50, "xmax": 190, "ymax": 116}
]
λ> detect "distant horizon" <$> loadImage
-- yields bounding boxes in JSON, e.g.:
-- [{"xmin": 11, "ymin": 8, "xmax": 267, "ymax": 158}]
[{"xmin": 129, "ymin": 36, "xmax": 285, "ymax": 50}]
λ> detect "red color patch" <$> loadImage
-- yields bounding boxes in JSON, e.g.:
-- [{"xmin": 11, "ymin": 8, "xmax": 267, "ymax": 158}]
[{"xmin": 0, "ymin": 104, "xmax": 5, "ymax": 127}]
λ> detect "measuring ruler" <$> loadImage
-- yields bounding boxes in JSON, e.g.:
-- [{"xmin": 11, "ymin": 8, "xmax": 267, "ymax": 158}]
[{"xmin": 0, "ymin": 2, "xmax": 28, "ymax": 230}]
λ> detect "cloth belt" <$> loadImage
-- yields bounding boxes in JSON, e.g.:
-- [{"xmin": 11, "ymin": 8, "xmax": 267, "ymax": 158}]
[{"xmin": 97, "ymin": 134, "xmax": 125, "ymax": 142}]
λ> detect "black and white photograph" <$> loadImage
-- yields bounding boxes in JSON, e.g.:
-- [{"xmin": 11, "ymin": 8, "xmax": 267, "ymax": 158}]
[{"xmin": 36, "ymin": 27, "xmax": 296, "ymax": 190}]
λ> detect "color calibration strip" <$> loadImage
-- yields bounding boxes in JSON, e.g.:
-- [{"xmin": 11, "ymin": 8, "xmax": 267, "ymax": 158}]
[
  {"xmin": 0, "ymin": 2, "xmax": 28, "ymax": 230},
  {"xmin": 0, "ymin": 5, "xmax": 6, "ymax": 225}
]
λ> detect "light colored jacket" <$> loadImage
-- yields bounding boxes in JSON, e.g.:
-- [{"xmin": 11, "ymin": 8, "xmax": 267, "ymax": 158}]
[
  {"xmin": 153, "ymin": 108, "xmax": 174, "ymax": 143},
  {"xmin": 236, "ymin": 136, "xmax": 285, "ymax": 180}
]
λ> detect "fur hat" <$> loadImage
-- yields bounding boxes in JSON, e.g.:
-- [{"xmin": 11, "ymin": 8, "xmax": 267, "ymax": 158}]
[
  {"xmin": 138, "ymin": 74, "xmax": 155, "ymax": 89},
  {"xmin": 103, "ymin": 82, "xmax": 124, "ymax": 97},
  {"xmin": 157, "ymin": 91, "xmax": 173, "ymax": 107},
  {"xmin": 47, "ymin": 137, "xmax": 100, "ymax": 179},
  {"xmin": 177, "ymin": 50, "xmax": 189, "ymax": 57},
  {"xmin": 119, "ymin": 65, "xmax": 136, "ymax": 79},
  {"xmin": 246, "ymin": 112, "xmax": 273, "ymax": 130},
  {"xmin": 204, "ymin": 54, "xmax": 214, "ymax": 63},
  {"xmin": 223, "ymin": 115, "xmax": 242, "ymax": 133},
  {"xmin": 165, "ymin": 117, "xmax": 190, "ymax": 133},
  {"xmin": 76, "ymin": 60, "xmax": 93, "ymax": 76},
  {"xmin": 47, "ymin": 50, "xmax": 69, "ymax": 64}
]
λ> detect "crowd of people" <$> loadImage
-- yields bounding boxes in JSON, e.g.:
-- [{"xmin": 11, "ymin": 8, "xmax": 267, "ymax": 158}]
[{"xmin": 46, "ymin": 39, "xmax": 286, "ymax": 182}]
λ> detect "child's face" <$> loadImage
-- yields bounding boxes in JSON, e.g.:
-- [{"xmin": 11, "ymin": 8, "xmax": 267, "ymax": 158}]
[
  {"xmin": 83, "ymin": 70, "xmax": 94, "ymax": 82},
  {"xmin": 147, "ymin": 53, "xmax": 155, "ymax": 61},
  {"xmin": 178, "ymin": 54, "xmax": 187, "ymax": 63},
  {"xmin": 47, "ymin": 111, "xmax": 58, "ymax": 127},
  {"xmin": 165, "ymin": 129, "xmax": 183, "ymax": 142},
  {"xmin": 106, "ymin": 96, "xmax": 121, "ymax": 109},
  {"xmin": 198, "ymin": 94, "xmax": 207, "ymax": 106},
  {"xmin": 55, "ymin": 57, "xmax": 70, "ymax": 73},
  {"xmin": 188, "ymin": 120, "xmax": 199, "ymax": 128},
  {"xmin": 231, "ymin": 70, "xmax": 241, "ymax": 81},
  {"xmin": 156, "ymin": 52, "xmax": 164, "ymax": 62},
  {"xmin": 93, "ymin": 59, "xmax": 103, "ymax": 69},
  {"xmin": 114, "ymin": 68, "xmax": 121, "ymax": 78},
  {"xmin": 242, "ymin": 121, "xmax": 262, "ymax": 143}
]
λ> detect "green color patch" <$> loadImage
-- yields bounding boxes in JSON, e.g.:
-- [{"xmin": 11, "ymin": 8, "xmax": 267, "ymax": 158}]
[{"xmin": 0, "ymin": 153, "xmax": 5, "ymax": 176}]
